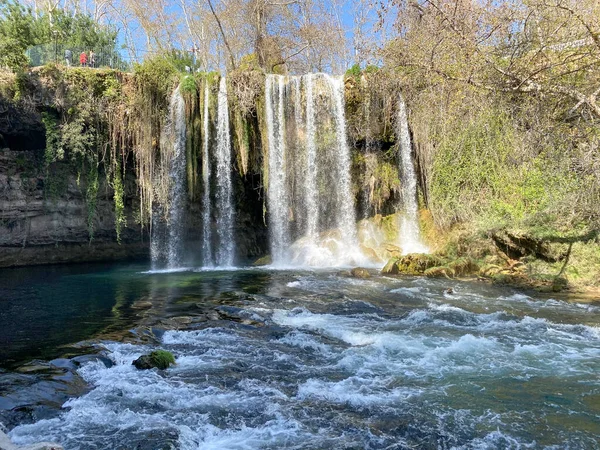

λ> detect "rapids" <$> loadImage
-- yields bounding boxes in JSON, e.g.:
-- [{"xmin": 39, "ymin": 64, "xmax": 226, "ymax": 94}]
[{"xmin": 1, "ymin": 264, "xmax": 599, "ymax": 449}]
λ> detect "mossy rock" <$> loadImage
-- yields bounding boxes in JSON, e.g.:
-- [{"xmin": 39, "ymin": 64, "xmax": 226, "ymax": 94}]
[
  {"xmin": 133, "ymin": 350, "xmax": 176, "ymax": 370},
  {"xmin": 552, "ymin": 276, "xmax": 568, "ymax": 292},
  {"xmin": 252, "ymin": 255, "xmax": 272, "ymax": 266},
  {"xmin": 479, "ymin": 264, "xmax": 503, "ymax": 277},
  {"xmin": 446, "ymin": 257, "xmax": 480, "ymax": 277},
  {"xmin": 381, "ymin": 258, "xmax": 400, "ymax": 275},
  {"xmin": 396, "ymin": 253, "xmax": 445, "ymax": 275},
  {"xmin": 424, "ymin": 266, "xmax": 454, "ymax": 278},
  {"xmin": 490, "ymin": 272, "xmax": 528, "ymax": 286}
]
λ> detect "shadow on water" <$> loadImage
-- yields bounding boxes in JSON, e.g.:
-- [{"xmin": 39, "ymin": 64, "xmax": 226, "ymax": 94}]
[{"xmin": 0, "ymin": 263, "xmax": 291, "ymax": 368}]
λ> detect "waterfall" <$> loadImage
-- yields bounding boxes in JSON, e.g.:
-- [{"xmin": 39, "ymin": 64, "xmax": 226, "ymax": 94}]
[
  {"xmin": 201, "ymin": 81, "xmax": 213, "ymax": 267},
  {"xmin": 325, "ymin": 75, "xmax": 357, "ymax": 245},
  {"xmin": 264, "ymin": 73, "xmax": 365, "ymax": 267},
  {"xmin": 397, "ymin": 94, "xmax": 428, "ymax": 255},
  {"xmin": 303, "ymin": 74, "xmax": 318, "ymax": 239},
  {"xmin": 266, "ymin": 74, "xmax": 291, "ymax": 264},
  {"xmin": 150, "ymin": 86, "xmax": 187, "ymax": 269},
  {"xmin": 293, "ymin": 77, "xmax": 302, "ymax": 126},
  {"xmin": 214, "ymin": 76, "xmax": 235, "ymax": 267}
]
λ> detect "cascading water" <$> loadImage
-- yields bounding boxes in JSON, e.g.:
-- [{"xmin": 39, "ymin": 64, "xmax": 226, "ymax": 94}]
[
  {"xmin": 397, "ymin": 94, "xmax": 429, "ymax": 254},
  {"xmin": 150, "ymin": 86, "xmax": 187, "ymax": 270},
  {"xmin": 303, "ymin": 74, "xmax": 318, "ymax": 239},
  {"xmin": 265, "ymin": 74, "xmax": 365, "ymax": 267},
  {"xmin": 201, "ymin": 81, "xmax": 213, "ymax": 267},
  {"xmin": 266, "ymin": 75, "xmax": 291, "ymax": 263},
  {"xmin": 326, "ymin": 75, "xmax": 358, "ymax": 245},
  {"xmin": 214, "ymin": 76, "xmax": 235, "ymax": 267}
]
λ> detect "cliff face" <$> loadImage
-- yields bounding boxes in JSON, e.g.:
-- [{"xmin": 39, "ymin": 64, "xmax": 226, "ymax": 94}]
[
  {"xmin": 0, "ymin": 67, "xmax": 405, "ymax": 268},
  {"xmin": 0, "ymin": 147, "xmax": 147, "ymax": 267}
]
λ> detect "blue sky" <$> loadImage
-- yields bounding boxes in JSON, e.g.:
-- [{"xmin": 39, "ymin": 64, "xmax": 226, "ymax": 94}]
[{"xmin": 112, "ymin": 0, "xmax": 393, "ymax": 70}]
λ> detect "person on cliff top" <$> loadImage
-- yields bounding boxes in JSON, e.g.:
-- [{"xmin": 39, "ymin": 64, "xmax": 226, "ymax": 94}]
[
  {"xmin": 89, "ymin": 50, "xmax": 96, "ymax": 68},
  {"xmin": 79, "ymin": 51, "xmax": 87, "ymax": 67}
]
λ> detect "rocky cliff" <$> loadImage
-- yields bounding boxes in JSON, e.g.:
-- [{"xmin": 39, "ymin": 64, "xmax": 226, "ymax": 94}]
[{"xmin": 0, "ymin": 148, "xmax": 147, "ymax": 268}]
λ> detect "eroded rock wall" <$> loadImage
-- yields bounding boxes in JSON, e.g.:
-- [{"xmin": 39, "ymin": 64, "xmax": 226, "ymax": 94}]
[{"xmin": 0, "ymin": 148, "xmax": 147, "ymax": 267}]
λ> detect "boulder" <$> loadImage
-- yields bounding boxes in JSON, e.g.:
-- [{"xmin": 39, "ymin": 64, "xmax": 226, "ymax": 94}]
[
  {"xmin": 252, "ymin": 255, "xmax": 272, "ymax": 266},
  {"xmin": 132, "ymin": 350, "xmax": 175, "ymax": 370},
  {"xmin": 396, "ymin": 253, "xmax": 443, "ymax": 275},
  {"xmin": 381, "ymin": 258, "xmax": 400, "ymax": 275}
]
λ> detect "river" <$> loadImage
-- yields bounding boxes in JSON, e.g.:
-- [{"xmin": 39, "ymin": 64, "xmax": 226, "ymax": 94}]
[{"xmin": 1, "ymin": 263, "xmax": 599, "ymax": 449}]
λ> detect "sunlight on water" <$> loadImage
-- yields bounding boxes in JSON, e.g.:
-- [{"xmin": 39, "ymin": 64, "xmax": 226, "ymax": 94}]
[{"xmin": 5, "ymin": 269, "xmax": 599, "ymax": 449}]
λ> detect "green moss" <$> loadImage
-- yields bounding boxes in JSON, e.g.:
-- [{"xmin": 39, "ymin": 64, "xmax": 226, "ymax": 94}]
[
  {"xmin": 150, "ymin": 350, "xmax": 176, "ymax": 369},
  {"xmin": 112, "ymin": 159, "xmax": 126, "ymax": 244},
  {"xmin": 85, "ymin": 162, "xmax": 98, "ymax": 241}
]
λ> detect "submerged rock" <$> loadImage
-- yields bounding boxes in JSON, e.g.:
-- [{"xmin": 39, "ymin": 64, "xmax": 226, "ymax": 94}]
[
  {"xmin": 0, "ymin": 429, "xmax": 62, "ymax": 450},
  {"xmin": 350, "ymin": 267, "xmax": 371, "ymax": 279},
  {"xmin": 132, "ymin": 350, "xmax": 175, "ymax": 370}
]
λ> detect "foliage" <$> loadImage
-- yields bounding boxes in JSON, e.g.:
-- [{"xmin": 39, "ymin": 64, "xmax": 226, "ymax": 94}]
[
  {"xmin": 345, "ymin": 63, "xmax": 361, "ymax": 80},
  {"xmin": 0, "ymin": 1, "xmax": 118, "ymax": 71},
  {"xmin": 133, "ymin": 53, "xmax": 182, "ymax": 95},
  {"xmin": 112, "ymin": 159, "xmax": 126, "ymax": 243},
  {"xmin": 85, "ymin": 162, "xmax": 99, "ymax": 241},
  {"xmin": 180, "ymin": 74, "xmax": 197, "ymax": 94}
]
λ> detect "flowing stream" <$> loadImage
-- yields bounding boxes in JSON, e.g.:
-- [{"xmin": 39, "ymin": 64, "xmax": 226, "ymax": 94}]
[{"xmin": 2, "ymin": 264, "xmax": 599, "ymax": 449}]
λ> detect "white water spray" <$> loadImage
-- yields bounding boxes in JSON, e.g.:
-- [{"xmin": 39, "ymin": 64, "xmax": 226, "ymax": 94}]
[
  {"xmin": 215, "ymin": 77, "xmax": 235, "ymax": 266},
  {"xmin": 150, "ymin": 86, "xmax": 187, "ymax": 269},
  {"xmin": 303, "ymin": 74, "xmax": 318, "ymax": 239},
  {"xmin": 266, "ymin": 75, "xmax": 291, "ymax": 264},
  {"xmin": 397, "ymin": 94, "xmax": 428, "ymax": 254},
  {"xmin": 201, "ymin": 81, "xmax": 213, "ymax": 267},
  {"xmin": 325, "ymin": 75, "xmax": 357, "ymax": 245}
]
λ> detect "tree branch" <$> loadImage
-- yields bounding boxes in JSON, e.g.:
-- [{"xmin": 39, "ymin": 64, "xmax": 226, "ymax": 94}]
[{"xmin": 207, "ymin": 0, "xmax": 237, "ymax": 70}]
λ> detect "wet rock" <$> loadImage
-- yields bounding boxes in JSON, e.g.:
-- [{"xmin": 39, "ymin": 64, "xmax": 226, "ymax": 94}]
[
  {"xmin": 424, "ymin": 266, "xmax": 452, "ymax": 278},
  {"xmin": 0, "ymin": 429, "xmax": 63, "ymax": 450},
  {"xmin": 71, "ymin": 354, "xmax": 114, "ymax": 369},
  {"xmin": 381, "ymin": 258, "xmax": 400, "ymax": 275},
  {"xmin": 395, "ymin": 253, "xmax": 443, "ymax": 275},
  {"xmin": 132, "ymin": 350, "xmax": 175, "ymax": 370},
  {"xmin": 350, "ymin": 267, "xmax": 371, "ymax": 279},
  {"xmin": 252, "ymin": 255, "xmax": 272, "ymax": 266}
]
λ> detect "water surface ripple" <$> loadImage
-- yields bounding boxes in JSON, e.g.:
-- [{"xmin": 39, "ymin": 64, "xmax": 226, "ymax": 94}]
[{"xmin": 4, "ymin": 267, "xmax": 600, "ymax": 449}]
